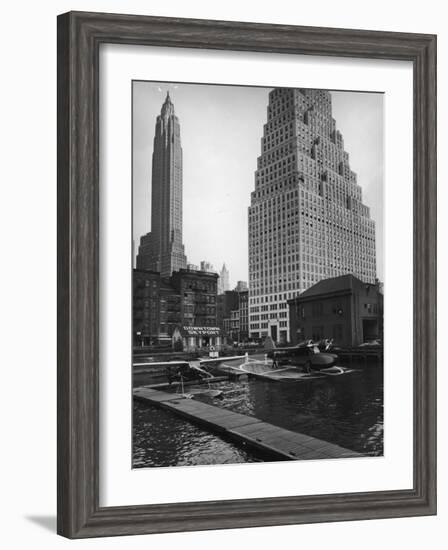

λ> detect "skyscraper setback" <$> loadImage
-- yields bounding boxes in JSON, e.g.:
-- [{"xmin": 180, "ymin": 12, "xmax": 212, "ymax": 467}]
[
  {"xmin": 137, "ymin": 92, "xmax": 187, "ymax": 277},
  {"xmin": 248, "ymin": 88, "xmax": 377, "ymax": 342}
]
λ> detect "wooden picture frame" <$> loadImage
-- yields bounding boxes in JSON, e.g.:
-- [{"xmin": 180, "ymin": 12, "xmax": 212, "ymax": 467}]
[{"xmin": 57, "ymin": 11, "xmax": 437, "ymax": 538}]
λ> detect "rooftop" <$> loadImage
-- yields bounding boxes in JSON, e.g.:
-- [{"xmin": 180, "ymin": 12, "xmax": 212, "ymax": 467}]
[{"xmin": 294, "ymin": 274, "xmax": 369, "ymax": 300}]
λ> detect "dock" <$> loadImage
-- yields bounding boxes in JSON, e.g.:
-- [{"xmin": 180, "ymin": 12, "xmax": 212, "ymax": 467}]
[
  {"xmin": 134, "ymin": 387, "xmax": 361, "ymax": 461},
  {"xmin": 142, "ymin": 376, "xmax": 229, "ymax": 391},
  {"xmin": 337, "ymin": 347, "xmax": 383, "ymax": 365}
]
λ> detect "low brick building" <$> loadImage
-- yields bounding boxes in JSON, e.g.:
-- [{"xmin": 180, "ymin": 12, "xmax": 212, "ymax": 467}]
[
  {"xmin": 133, "ymin": 268, "xmax": 219, "ymax": 349},
  {"xmin": 171, "ymin": 268, "xmax": 218, "ymax": 329},
  {"xmin": 133, "ymin": 270, "xmax": 163, "ymax": 346},
  {"xmin": 217, "ymin": 290, "xmax": 239, "ymax": 341},
  {"xmin": 217, "ymin": 289, "xmax": 249, "ymax": 343},
  {"xmin": 288, "ymin": 274, "xmax": 383, "ymax": 347}
]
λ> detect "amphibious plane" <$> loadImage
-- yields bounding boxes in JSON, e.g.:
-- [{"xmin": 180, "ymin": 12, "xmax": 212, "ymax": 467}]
[{"xmin": 267, "ymin": 339, "xmax": 339, "ymax": 372}]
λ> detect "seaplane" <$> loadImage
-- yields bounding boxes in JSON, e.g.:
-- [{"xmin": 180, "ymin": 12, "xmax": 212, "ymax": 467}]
[
  {"xmin": 268, "ymin": 339, "xmax": 339, "ymax": 371},
  {"xmin": 132, "ymin": 353, "xmax": 248, "ymax": 399},
  {"xmin": 234, "ymin": 339, "xmax": 355, "ymax": 382},
  {"xmin": 133, "ymin": 340, "xmax": 354, "ymax": 389}
]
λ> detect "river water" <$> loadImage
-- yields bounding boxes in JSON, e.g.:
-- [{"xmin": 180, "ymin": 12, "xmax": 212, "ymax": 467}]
[{"xmin": 133, "ymin": 361, "xmax": 383, "ymax": 468}]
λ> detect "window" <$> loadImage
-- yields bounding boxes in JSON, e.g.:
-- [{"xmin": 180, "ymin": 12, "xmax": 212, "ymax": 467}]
[{"xmin": 364, "ymin": 303, "xmax": 377, "ymax": 314}]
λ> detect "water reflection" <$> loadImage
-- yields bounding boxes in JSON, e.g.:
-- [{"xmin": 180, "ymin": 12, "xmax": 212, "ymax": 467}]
[
  {"xmin": 133, "ymin": 401, "xmax": 261, "ymax": 468},
  {"xmin": 215, "ymin": 366, "xmax": 383, "ymax": 455}
]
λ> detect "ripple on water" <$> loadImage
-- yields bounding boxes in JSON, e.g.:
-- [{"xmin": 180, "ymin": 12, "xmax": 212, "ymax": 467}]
[{"xmin": 133, "ymin": 401, "xmax": 262, "ymax": 468}]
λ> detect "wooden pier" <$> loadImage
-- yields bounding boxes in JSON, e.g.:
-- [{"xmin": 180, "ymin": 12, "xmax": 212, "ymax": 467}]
[
  {"xmin": 134, "ymin": 387, "xmax": 361, "ymax": 461},
  {"xmin": 143, "ymin": 376, "xmax": 230, "ymax": 391}
]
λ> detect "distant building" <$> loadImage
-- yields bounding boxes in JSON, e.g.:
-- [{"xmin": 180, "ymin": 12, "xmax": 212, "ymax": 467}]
[
  {"xmin": 248, "ymin": 88, "xmax": 377, "ymax": 343},
  {"xmin": 288, "ymin": 274, "xmax": 383, "ymax": 347},
  {"xmin": 217, "ymin": 263, "xmax": 230, "ymax": 295},
  {"xmin": 229, "ymin": 309, "xmax": 240, "ymax": 341},
  {"xmin": 217, "ymin": 290, "xmax": 239, "ymax": 342},
  {"xmin": 136, "ymin": 92, "xmax": 187, "ymax": 277},
  {"xmin": 133, "ymin": 267, "xmax": 220, "ymax": 349},
  {"xmin": 200, "ymin": 260, "xmax": 215, "ymax": 273},
  {"xmin": 217, "ymin": 289, "xmax": 249, "ymax": 343},
  {"xmin": 238, "ymin": 290, "xmax": 249, "ymax": 342},
  {"xmin": 187, "ymin": 263, "xmax": 199, "ymax": 271},
  {"xmin": 234, "ymin": 280, "xmax": 248, "ymax": 292}
]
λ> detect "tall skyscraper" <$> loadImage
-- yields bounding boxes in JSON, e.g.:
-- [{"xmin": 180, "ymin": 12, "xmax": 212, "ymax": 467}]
[
  {"xmin": 137, "ymin": 92, "xmax": 187, "ymax": 277},
  {"xmin": 248, "ymin": 88, "xmax": 376, "ymax": 342},
  {"xmin": 217, "ymin": 263, "xmax": 230, "ymax": 295}
]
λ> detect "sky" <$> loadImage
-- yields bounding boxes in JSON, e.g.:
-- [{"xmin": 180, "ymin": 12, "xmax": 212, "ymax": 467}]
[{"xmin": 133, "ymin": 82, "xmax": 383, "ymax": 287}]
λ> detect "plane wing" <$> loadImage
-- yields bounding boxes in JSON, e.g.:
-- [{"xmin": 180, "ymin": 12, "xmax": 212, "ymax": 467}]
[
  {"xmin": 133, "ymin": 361, "xmax": 189, "ymax": 368},
  {"xmin": 133, "ymin": 355, "xmax": 246, "ymax": 368}
]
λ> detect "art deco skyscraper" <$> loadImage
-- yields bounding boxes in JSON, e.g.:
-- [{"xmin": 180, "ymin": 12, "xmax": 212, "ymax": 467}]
[
  {"xmin": 137, "ymin": 92, "xmax": 187, "ymax": 277},
  {"xmin": 248, "ymin": 88, "xmax": 376, "ymax": 342}
]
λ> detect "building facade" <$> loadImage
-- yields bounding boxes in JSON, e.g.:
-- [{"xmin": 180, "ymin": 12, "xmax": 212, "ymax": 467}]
[
  {"xmin": 238, "ymin": 290, "xmax": 249, "ymax": 342},
  {"xmin": 248, "ymin": 88, "xmax": 377, "ymax": 342},
  {"xmin": 170, "ymin": 267, "xmax": 221, "ymax": 351},
  {"xmin": 136, "ymin": 92, "xmax": 187, "ymax": 277},
  {"xmin": 217, "ymin": 290, "xmax": 239, "ymax": 340},
  {"xmin": 170, "ymin": 268, "xmax": 218, "ymax": 329},
  {"xmin": 234, "ymin": 280, "xmax": 248, "ymax": 292},
  {"xmin": 133, "ymin": 268, "xmax": 219, "ymax": 349},
  {"xmin": 133, "ymin": 269, "xmax": 162, "ymax": 346},
  {"xmin": 216, "ymin": 289, "xmax": 249, "ymax": 343},
  {"xmin": 288, "ymin": 274, "xmax": 383, "ymax": 347}
]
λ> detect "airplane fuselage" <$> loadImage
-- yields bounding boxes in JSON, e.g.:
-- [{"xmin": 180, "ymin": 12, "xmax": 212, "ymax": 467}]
[{"xmin": 267, "ymin": 345, "xmax": 338, "ymax": 370}]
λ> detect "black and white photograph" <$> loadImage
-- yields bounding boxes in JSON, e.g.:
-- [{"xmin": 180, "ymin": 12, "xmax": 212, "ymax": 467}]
[
  {"xmin": 132, "ymin": 81, "xmax": 384, "ymax": 468},
  {"xmin": 1, "ymin": 0, "xmax": 441, "ymax": 544}
]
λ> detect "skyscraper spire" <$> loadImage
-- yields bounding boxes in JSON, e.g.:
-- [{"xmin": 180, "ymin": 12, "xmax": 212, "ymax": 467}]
[
  {"xmin": 136, "ymin": 92, "xmax": 187, "ymax": 277},
  {"xmin": 161, "ymin": 90, "xmax": 174, "ymax": 118}
]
